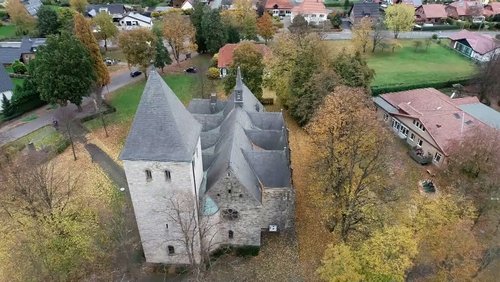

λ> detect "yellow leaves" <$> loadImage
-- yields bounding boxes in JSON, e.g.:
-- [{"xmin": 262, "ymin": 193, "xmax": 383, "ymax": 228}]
[
  {"xmin": 384, "ymin": 4, "xmax": 415, "ymax": 37},
  {"xmin": 352, "ymin": 17, "xmax": 373, "ymax": 53},
  {"xmin": 317, "ymin": 243, "xmax": 364, "ymax": 282},
  {"xmin": 257, "ymin": 13, "xmax": 276, "ymax": 42},
  {"xmin": 162, "ymin": 13, "xmax": 196, "ymax": 63}
]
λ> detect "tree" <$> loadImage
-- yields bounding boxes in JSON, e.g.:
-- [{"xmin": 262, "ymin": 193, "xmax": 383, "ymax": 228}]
[
  {"xmin": 93, "ymin": 12, "xmax": 118, "ymax": 52},
  {"xmin": 33, "ymin": 33, "xmax": 95, "ymax": 110},
  {"xmin": 69, "ymin": 0, "xmax": 88, "ymax": 14},
  {"xmin": 57, "ymin": 7, "xmax": 76, "ymax": 33},
  {"xmin": 226, "ymin": 24, "xmax": 241, "ymax": 43},
  {"xmin": 201, "ymin": 9, "xmax": 228, "ymax": 54},
  {"xmin": 118, "ymin": 29, "xmax": 157, "ymax": 77},
  {"xmin": 333, "ymin": 51, "xmax": 374, "ymax": 88},
  {"xmin": 54, "ymin": 105, "xmax": 78, "ymax": 160},
  {"xmin": 413, "ymin": 40, "xmax": 423, "ymax": 51},
  {"xmin": 37, "ymin": 6, "xmax": 61, "ymax": 37},
  {"xmin": 385, "ymin": 4, "xmax": 415, "ymax": 39},
  {"xmin": 1, "ymin": 94, "xmax": 14, "ymax": 117},
  {"xmin": 305, "ymin": 86, "xmax": 390, "ymax": 241},
  {"xmin": 257, "ymin": 13, "xmax": 276, "ymax": 44},
  {"xmin": 352, "ymin": 17, "xmax": 372, "ymax": 53},
  {"xmin": 371, "ymin": 22, "xmax": 387, "ymax": 53},
  {"xmin": 289, "ymin": 14, "xmax": 309, "ymax": 37},
  {"xmin": 74, "ymin": 13, "xmax": 110, "ymax": 106},
  {"xmin": 191, "ymin": 1, "xmax": 209, "ymax": 53},
  {"xmin": 153, "ymin": 30, "xmax": 172, "ymax": 73},
  {"xmin": 343, "ymin": 0, "xmax": 350, "ymax": 11},
  {"xmin": 162, "ymin": 13, "xmax": 196, "ymax": 64},
  {"xmin": 317, "ymin": 243, "xmax": 364, "ymax": 282},
  {"xmin": 327, "ymin": 12, "xmax": 342, "ymax": 29},
  {"xmin": 232, "ymin": 0, "xmax": 258, "ymax": 39},
  {"xmin": 11, "ymin": 60, "xmax": 27, "ymax": 74},
  {"xmin": 223, "ymin": 42, "xmax": 264, "ymax": 98},
  {"xmin": 476, "ymin": 54, "xmax": 500, "ymax": 102},
  {"xmin": 5, "ymin": 0, "xmax": 36, "ymax": 35}
]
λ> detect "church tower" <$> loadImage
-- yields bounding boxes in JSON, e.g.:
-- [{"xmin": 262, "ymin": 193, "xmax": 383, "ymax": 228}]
[{"xmin": 120, "ymin": 71, "xmax": 204, "ymax": 264}]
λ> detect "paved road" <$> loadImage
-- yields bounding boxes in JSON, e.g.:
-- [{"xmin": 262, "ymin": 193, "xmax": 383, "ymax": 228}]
[
  {"xmin": 323, "ymin": 29, "xmax": 500, "ymax": 40},
  {"xmin": 0, "ymin": 67, "xmax": 142, "ymax": 145}
]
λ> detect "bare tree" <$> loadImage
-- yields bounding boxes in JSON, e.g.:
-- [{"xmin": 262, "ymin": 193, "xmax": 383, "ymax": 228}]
[
  {"xmin": 166, "ymin": 192, "xmax": 221, "ymax": 279},
  {"xmin": 476, "ymin": 54, "xmax": 500, "ymax": 102},
  {"xmin": 54, "ymin": 105, "xmax": 78, "ymax": 160},
  {"xmin": 371, "ymin": 22, "xmax": 387, "ymax": 53}
]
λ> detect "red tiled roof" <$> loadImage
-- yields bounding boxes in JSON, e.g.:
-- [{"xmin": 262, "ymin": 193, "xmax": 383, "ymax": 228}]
[
  {"xmin": 380, "ymin": 88, "xmax": 485, "ymax": 155},
  {"xmin": 291, "ymin": 0, "xmax": 328, "ymax": 14},
  {"xmin": 421, "ymin": 4, "xmax": 448, "ymax": 19},
  {"xmin": 449, "ymin": 0, "xmax": 483, "ymax": 16},
  {"xmin": 449, "ymin": 29, "xmax": 500, "ymax": 54},
  {"xmin": 217, "ymin": 43, "xmax": 271, "ymax": 68},
  {"xmin": 486, "ymin": 2, "xmax": 500, "ymax": 14},
  {"xmin": 265, "ymin": 0, "xmax": 293, "ymax": 9}
]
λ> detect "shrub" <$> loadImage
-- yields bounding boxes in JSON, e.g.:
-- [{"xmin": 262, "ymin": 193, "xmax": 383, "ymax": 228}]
[
  {"xmin": 234, "ymin": 245, "xmax": 260, "ymax": 257},
  {"xmin": 211, "ymin": 53, "xmax": 218, "ymax": 67},
  {"xmin": 371, "ymin": 78, "xmax": 472, "ymax": 96},
  {"xmin": 11, "ymin": 60, "xmax": 27, "ymax": 74},
  {"xmin": 432, "ymin": 34, "xmax": 438, "ymax": 40},
  {"xmin": 327, "ymin": 12, "xmax": 342, "ymax": 29},
  {"xmin": 207, "ymin": 67, "xmax": 220, "ymax": 80}
]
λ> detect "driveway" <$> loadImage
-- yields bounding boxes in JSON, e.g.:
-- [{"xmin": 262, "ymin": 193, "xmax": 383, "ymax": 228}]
[{"xmin": 0, "ymin": 66, "xmax": 143, "ymax": 145}]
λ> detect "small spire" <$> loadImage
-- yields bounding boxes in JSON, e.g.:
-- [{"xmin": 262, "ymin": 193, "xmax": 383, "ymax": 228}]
[
  {"xmin": 236, "ymin": 66, "xmax": 243, "ymax": 91},
  {"xmin": 234, "ymin": 66, "xmax": 243, "ymax": 106}
]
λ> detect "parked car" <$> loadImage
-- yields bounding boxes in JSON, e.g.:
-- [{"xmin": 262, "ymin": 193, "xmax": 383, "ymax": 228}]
[
  {"xmin": 130, "ymin": 70, "xmax": 142, "ymax": 77},
  {"xmin": 104, "ymin": 58, "xmax": 117, "ymax": 66},
  {"xmin": 185, "ymin": 67, "xmax": 198, "ymax": 74}
]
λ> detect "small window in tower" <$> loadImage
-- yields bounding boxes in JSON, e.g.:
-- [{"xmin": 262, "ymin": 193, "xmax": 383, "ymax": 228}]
[
  {"xmin": 217, "ymin": 193, "xmax": 220, "ymax": 197},
  {"xmin": 166, "ymin": 223, "xmax": 169, "ymax": 229},
  {"xmin": 165, "ymin": 170, "xmax": 171, "ymax": 182},
  {"xmin": 228, "ymin": 189, "xmax": 232, "ymax": 194},
  {"xmin": 239, "ymin": 194, "xmax": 243, "ymax": 198},
  {"xmin": 145, "ymin": 169, "xmax": 152, "ymax": 181},
  {"xmin": 229, "ymin": 230, "xmax": 234, "ymax": 239},
  {"xmin": 168, "ymin": 245, "xmax": 175, "ymax": 255}
]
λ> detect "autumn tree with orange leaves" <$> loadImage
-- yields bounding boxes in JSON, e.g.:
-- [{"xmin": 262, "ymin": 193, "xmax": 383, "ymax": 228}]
[
  {"xmin": 162, "ymin": 13, "xmax": 196, "ymax": 64},
  {"xmin": 305, "ymin": 86, "xmax": 391, "ymax": 242},
  {"xmin": 118, "ymin": 29, "xmax": 157, "ymax": 78},
  {"xmin": 257, "ymin": 13, "xmax": 276, "ymax": 44},
  {"xmin": 5, "ymin": 0, "xmax": 36, "ymax": 35}
]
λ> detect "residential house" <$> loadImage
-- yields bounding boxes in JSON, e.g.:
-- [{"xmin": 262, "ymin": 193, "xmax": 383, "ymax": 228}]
[
  {"xmin": 394, "ymin": 0, "xmax": 423, "ymax": 8},
  {"xmin": 0, "ymin": 37, "xmax": 46, "ymax": 66},
  {"xmin": 119, "ymin": 12, "xmax": 153, "ymax": 30},
  {"xmin": 290, "ymin": 0, "xmax": 329, "ymax": 24},
  {"xmin": 120, "ymin": 69, "xmax": 294, "ymax": 264},
  {"xmin": 484, "ymin": 2, "xmax": 500, "ymax": 17},
  {"xmin": 265, "ymin": 0, "xmax": 294, "ymax": 17},
  {"xmin": 22, "ymin": 0, "xmax": 41, "ymax": 16},
  {"xmin": 181, "ymin": 0, "xmax": 194, "ymax": 10},
  {"xmin": 373, "ymin": 88, "xmax": 500, "ymax": 166},
  {"xmin": 348, "ymin": 2, "xmax": 381, "ymax": 24},
  {"xmin": 0, "ymin": 64, "xmax": 14, "ymax": 110},
  {"xmin": 86, "ymin": 4, "xmax": 128, "ymax": 22},
  {"xmin": 448, "ymin": 29, "xmax": 500, "ymax": 62},
  {"xmin": 217, "ymin": 43, "xmax": 271, "ymax": 77},
  {"xmin": 446, "ymin": 0, "xmax": 484, "ymax": 19},
  {"xmin": 415, "ymin": 4, "xmax": 448, "ymax": 24}
]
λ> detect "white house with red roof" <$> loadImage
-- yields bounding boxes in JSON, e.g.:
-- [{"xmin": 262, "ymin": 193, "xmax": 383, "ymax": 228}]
[
  {"xmin": 448, "ymin": 30, "xmax": 500, "ymax": 62},
  {"xmin": 265, "ymin": 0, "xmax": 294, "ymax": 17},
  {"xmin": 373, "ymin": 88, "xmax": 500, "ymax": 166},
  {"xmin": 290, "ymin": 0, "xmax": 329, "ymax": 24},
  {"xmin": 217, "ymin": 43, "xmax": 271, "ymax": 77}
]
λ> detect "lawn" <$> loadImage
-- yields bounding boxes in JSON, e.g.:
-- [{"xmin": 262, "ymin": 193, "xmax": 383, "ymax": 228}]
[
  {"xmin": 3, "ymin": 125, "xmax": 66, "ymax": 152},
  {"xmin": 367, "ymin": 41, "xmax": 477, "ymax": 88},
  {"xmin": 0, "ymin": 25, "xmax": 16, "ymax": 40},
  {"xmin": 326, "ymin": 40, "xmax": 477, "ymax": 91}
]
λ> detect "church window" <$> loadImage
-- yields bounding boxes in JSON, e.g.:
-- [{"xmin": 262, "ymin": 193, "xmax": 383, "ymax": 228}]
[
  {"xmin": 168, "ymin": 245, "xmax": 175, "ymax": 255},
  {"xmin": 228, "ymin": 189, "xmax": 232, "ymax": 193},
  {"xmin": 145, "ymin": 169, "xmax": 152, "ymax": 181},
  {"xmin": 165, "ymin": 223, "xmax": 169, "ymax": 229},
  {"xmin": 229, "ymin": 230, "xmax": 234, "ymax": 239},
  {"xmin": 222, "ymin": 209, "xmax": 239, "ymax": 220},
  {"xmin": 239, "ymin": 194, "xmax": 243, "ymax": 198},
  {"xmin": 165, "ymin": 170, "xmax": 171, "ymax": 181}
]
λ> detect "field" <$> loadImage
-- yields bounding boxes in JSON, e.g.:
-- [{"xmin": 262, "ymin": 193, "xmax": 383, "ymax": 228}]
[
  {"xmin": 0, "ymin": 24, "xmax": 16, "ymax": 40},
  {"xmin": 326, "ymin": 40, "xmax": 478, "ymax": 90}
]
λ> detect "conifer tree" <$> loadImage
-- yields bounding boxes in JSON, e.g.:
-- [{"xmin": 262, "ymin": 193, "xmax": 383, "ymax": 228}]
[
  {"xmin": 154, "ymin": 30, "xmax": 172, "ymax": 73},
  {"xmin": 1, "ymin": 94, "xmax": 14, "ymax": 118}
]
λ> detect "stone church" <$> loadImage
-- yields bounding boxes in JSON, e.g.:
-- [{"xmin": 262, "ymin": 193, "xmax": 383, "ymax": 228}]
[{"xmin": 120, "ymin": 69, "xmax": 294, "ymax": 264}]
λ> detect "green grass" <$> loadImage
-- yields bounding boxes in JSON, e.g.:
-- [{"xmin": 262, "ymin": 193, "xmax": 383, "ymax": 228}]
[
  {"xmin": 3, "ymin": 125, "xmax": 66, "ymax": 152},
  {"xmin": 0, "ymin": 25, "xmax": 16, "ymax": 40},
  {"xmin": 366, "ymin": 41, "xmax": 477, "ymax": 88},
  {"xmin": 85, "ymin": 73, "xmax": 201, "ymax": 130}
]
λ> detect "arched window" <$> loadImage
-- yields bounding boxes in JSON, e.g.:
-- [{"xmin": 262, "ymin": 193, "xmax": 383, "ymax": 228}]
[
  {"xmin": 222, "ymin": 209, "xmax": 239, "ymax": 220},
  {"xmin": 145, "ymin": 169, "xmax": 152, "ymax": 181},
  {"xmin": 228, "ymin": 230, "xmax": 234, "ymax": 239},
  {"xmin": 168, "ymin": 245, "xmax": 175, "ymax": 255},
  {"xmin": 165, "ymin": 170, "xmax": 171, "ymax": 181}
]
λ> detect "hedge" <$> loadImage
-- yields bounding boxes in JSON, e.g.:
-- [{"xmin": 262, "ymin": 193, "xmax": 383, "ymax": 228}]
[
  {"xmin": 371, "ymin": 77, "xmax": 472, "ymax": 96},
  {"xmin": 421, "ymin": 25, "xmax": 461, "ymax": 31}
]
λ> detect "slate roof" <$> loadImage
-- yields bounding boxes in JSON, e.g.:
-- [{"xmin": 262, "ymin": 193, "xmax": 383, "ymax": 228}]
[
  {"xmin": 377, "ymin": 88, "xmax": 495, "ymax": 155},
  {"xmin": 23, "ymin": 0, "xmax": 41, "ymax": 16},
  {"xmin": 120, "ymin": 71, "xmax": 202, "ymax": 162},
  {"xmin": 449, "ymin": 30, "xmax": 500, "ymax": 55},
  {"xmin": 0, "ymin": 37, "xmax": 45, "ymax": 65},
  {"xmin": 349, "ymin": 3, "xmax": 381, "ymax": 20},
  {"xmin": 124, "ymin": 12, "xmax": 152, "ymax": 24},
  {"xmin": 86, "ymin": 4, "xmax": 127, "ymax": 17},
  {"xmin": 0, "ymin": 64, "xmax": 14, "ymax": 93},
  {"xmin": 399, "ymin": 0, "xmax": 423, "ymax": 7},
  {"xmin": 459, "ymin": 103, "xmax": 500, "ymax": 129}
]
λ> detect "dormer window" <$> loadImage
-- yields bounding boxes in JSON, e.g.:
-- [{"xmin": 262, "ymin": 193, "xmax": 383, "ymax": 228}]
[
  {"xmin": 145, "ymin": 169, "xmax": 152, "ymax": 181},
  {"xmin": 165, "ymin": 170, "xmax": 171, "ymax": 182}
]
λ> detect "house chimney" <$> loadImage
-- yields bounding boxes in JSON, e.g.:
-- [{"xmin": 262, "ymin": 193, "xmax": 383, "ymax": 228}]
[
  {"xmin": 210, "ymin": 93, "xmax": 217, "ymax": 113},
  {"xmin": 234, "ymin": 66, "xmax": 243, "ymax": 106}
]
